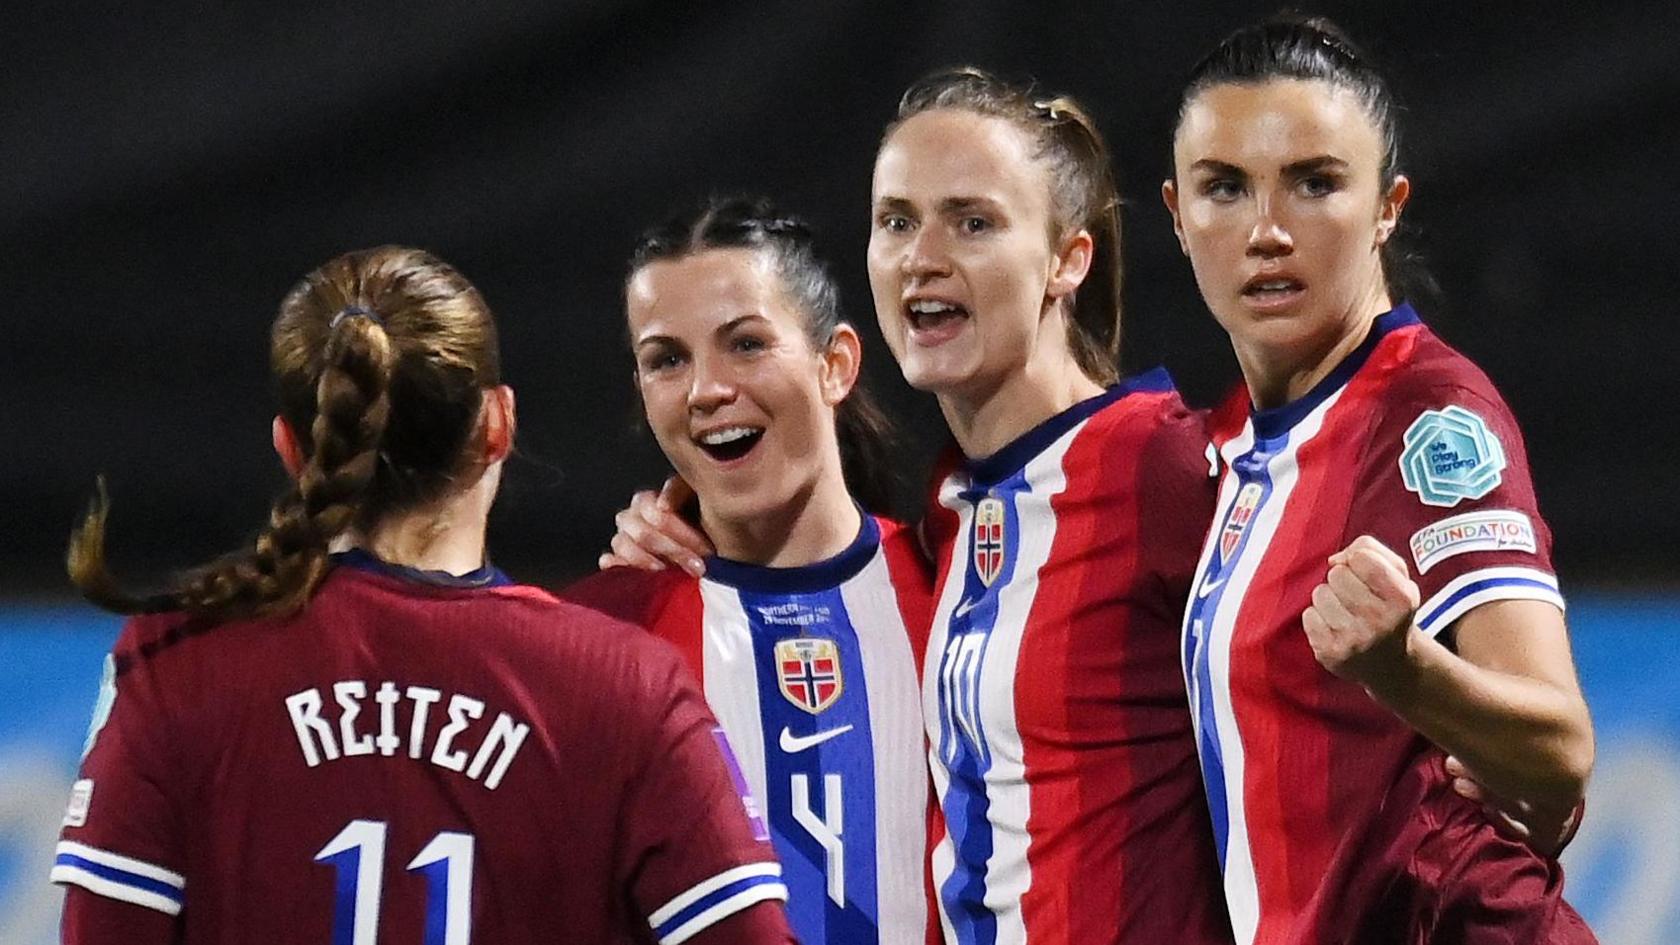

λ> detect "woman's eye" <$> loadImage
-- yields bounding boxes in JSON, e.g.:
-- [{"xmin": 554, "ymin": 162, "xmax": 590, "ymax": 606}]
[
  {"xmin": 1299, "ymin": 175, "xmax": 1338, "ymax": 198},
  {"xmin": 1203, "ymin": 178, "xmax": 1242, "ymax": 201},
  {"xmin": 732, "ymin": 335, "xmax": 767, "ymax": 354},
  {"xmin": 641, "ymin": 351, "xmax": 683, "ymax": 373},
  {"xmin": 961, "ymin": 216, "xmax": 990, "ymax": 234},
  {"xmin": 878, "ymin": 213, "xmax": 911, "ymax": 233}
]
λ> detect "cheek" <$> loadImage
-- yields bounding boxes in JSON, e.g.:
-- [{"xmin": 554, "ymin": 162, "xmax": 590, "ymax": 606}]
[
  {"xmin": 1182, "ymin": 203, "xmax": 1244, "ymax": 251},
  {"xmin": 638, "ymin": 384, "xmax": 686, "ymax": 438}
]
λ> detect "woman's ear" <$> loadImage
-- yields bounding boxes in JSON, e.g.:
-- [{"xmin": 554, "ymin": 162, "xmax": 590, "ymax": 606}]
[
  {"xmin": 1377, "ymin": 174, "xmax": 1411, "ymax": 246},
  {"xmin": 272, "ymin": 416, "xmax": 305, "ymax": 478},
  {"xmin": 482, "ymin": 385, "xmax": 517, "ymax": 463},
  {"xmin": 819, "ymin": 324, "xmax": 863, "ymax": 407},
  {"xmin": 1162, "ymin": 178, "xmax": 1191, "ymax": 256},
  {"xmin": 1047, "ymin": 229, "xmax": 1095, "ymax": 302}
]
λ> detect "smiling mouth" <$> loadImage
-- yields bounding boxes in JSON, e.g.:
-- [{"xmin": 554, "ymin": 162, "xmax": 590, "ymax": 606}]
[
  {"xmin": 695, "ymin": 425, "xmax": 765, "ymax": 462},
  {"xmin": 906, "ymin": 299, "xmax": 969, "ymax": 337},
  {"xmin": 1242, "ymin": 277, "xmax": 1305, "ymax": 299}
]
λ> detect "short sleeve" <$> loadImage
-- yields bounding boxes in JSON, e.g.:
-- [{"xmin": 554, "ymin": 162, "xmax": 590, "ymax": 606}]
[
  {"xmin": 1346, "ymin": 382, "xmax": 1563, "ymax": 639},
  {"xmin": 617, "ymin": 652, "xmax": 788, "ymax": 945},
  {"xmin": 51, "ymin": 621, "xmax": 188, "ymax": 919},
  {"xmin": 1137, "ymin": 400, "xmax": 1219, "ymax": 609}
]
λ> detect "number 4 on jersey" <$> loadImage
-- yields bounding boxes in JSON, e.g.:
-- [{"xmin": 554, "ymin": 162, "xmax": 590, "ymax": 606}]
[{"xmin": 314, "ymin": 819, "xmax": 474, "ymax": 945}]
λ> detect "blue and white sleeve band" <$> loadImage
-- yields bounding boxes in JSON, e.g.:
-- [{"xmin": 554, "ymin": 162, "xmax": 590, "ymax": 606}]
[
  {"xmin": 50, "ymin": 840, "xmax": 186, "ymax": 916},
  {"xmin": 1415, "ymin": 566, "xmax": 1565, "ymax": 638},
  {"xmin": 648, "ymin": 861, "xmax": 787, "ymax": 945}
]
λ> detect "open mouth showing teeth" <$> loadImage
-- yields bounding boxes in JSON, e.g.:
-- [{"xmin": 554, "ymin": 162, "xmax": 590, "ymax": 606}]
[
  {"xmin": 696, "ymin": 426, "xmax": 765, "ymax": 462},
  {"xmin": 907, "ymin": 299, "xmax": 969, "ymax": 330},
  {"xmin": 1243, "ymin": 279, "xmax": 1304, "ymax": 296}
]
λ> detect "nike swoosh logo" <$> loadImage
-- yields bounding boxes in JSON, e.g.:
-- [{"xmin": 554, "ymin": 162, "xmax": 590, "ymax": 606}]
[
  {"xmin": 779, "ymin": 724, "xmax": 854, "ymax": 753},
  {"xmin": 1197, "ymin": 575, "xmax": 1225, "ymax": 598},
  {"xmin": 953, "ymin": 597, "xmax": 983, "ymax": 619}
]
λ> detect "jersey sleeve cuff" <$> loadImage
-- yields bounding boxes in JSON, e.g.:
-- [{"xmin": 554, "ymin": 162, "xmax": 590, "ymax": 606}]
[
  {"xmin": 648, "ymin": 861, "xmax": 787, "ymax": 945},
  {"xmin": 50, "ymin": 840, "xmax": 185, "ymax": 916},
  {"xmin": 1414, "ymin": 566, "xmax": 1564, "ymax": 638}
]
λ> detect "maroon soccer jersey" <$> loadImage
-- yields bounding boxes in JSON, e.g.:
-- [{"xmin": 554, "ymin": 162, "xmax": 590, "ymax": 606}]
[
  {"xmin": 52, "ymin": 550, "xmax": 791, "ymax": 944},
  {"xmin": 1182, "ymin": 304, "xmax": 1593, "ymax": 944}
]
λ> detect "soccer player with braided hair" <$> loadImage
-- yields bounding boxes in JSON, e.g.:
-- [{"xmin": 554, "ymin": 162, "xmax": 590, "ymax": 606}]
[{"xmin": 53, "ymin": 246, "xmax": 794, "ymax": 944}]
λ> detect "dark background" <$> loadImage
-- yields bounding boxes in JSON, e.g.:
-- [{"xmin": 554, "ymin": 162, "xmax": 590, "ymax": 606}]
[{"xmin": 5, "ymin": 1, "xmax": 1677, "ymax": 594}]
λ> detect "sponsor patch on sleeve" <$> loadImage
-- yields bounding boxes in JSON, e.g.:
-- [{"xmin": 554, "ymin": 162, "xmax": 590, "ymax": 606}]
[
  {"xmin": 1399, "ymin": 405, "xmax": 1507, "ymax": 507},
  {"xmin": 1409, "ymin": 510, "xmax": 1537, "ymax": 574},
  {"xmin": 63, "ymin": 779, "xmax": 94, "ymax": 827},
  {"xmin": 711, "ymin": 727, "xmax": 769, "ymax": 842}
]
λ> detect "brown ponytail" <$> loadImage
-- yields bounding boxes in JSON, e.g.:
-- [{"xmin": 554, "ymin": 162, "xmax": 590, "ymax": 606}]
[
  {"xmin": 69, "ymin": 246, "xmax": 500, "ymax": 623},
  {"xmin": 889, "ymin": 69, "xmax": 1124, "ymax": 386}
]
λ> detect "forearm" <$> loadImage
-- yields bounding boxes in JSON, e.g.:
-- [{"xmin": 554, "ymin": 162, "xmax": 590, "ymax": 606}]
[{"xmin": 1365, "ymin": 629, "xmax": 1592, "ymax": 812}]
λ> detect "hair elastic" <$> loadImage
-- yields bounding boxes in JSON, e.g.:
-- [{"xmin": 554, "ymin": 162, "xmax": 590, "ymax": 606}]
[{"xmin": 329, "ymin": 305, "xmax": 383, "ymax": 329}]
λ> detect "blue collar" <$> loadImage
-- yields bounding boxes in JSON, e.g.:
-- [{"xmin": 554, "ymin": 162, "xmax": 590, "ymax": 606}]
[
  {"xmin": 331, "ymin": 548, "xmax": 513, "ymax": 589},
  {"xmin": 1249, "ymin": 302, "xmax": 1419, "ymax": 441},
  {"xmin": 704, "ymin": 513, "xmax": 880, "ymax": 595},
  {"xmin": 965, "ymin": 366, "xmax": 1175, "ymax": 487}
]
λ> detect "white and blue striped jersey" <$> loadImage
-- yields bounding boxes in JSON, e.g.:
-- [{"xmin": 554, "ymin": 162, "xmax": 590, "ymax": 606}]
[{"xmin": 565, "ymin": 514, "xmax": 936, "ymax": 945}]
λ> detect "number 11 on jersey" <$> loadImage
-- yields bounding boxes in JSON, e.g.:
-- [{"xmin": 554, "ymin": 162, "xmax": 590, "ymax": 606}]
[{"xmin": 315, "ymin": 819, "xmax": 475, "ymax": 945}]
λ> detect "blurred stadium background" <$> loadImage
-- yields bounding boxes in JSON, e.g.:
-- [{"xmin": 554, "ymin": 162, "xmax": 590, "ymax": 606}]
[{"xmin": 3, "ymin": 2, "xmax": 1676, "ymax": 941}]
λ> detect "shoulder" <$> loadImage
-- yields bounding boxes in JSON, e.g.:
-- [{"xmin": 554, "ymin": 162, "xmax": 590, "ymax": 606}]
[
  {"xmin": 1088, "ymin": 373, "xmax": 1211, "ymax": 454},
  {"xmin": 555, "ymin": 566, "xmax": 692, "ymax": 629},
  {"xmin": 874, "ymin": 515, "xmax": 934, "ymax": 592},
  {"xmin": 1371, "ymin": 330, "xmax": 1520, "ymax": 427},
  {"xmin": 1100, "ymin": 383, "xmax": 1215, "ymax": 485},
  {"xmin": 496, "ymin": 583, "xmax": 701, "ymax": 707},
  {"xmin": 875, "ymin": 516, "xmax": 924, "ymax": 563}
]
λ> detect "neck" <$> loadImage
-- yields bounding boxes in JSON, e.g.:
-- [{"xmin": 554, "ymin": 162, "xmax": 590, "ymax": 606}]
[
  {"xmin": 341, "ymin": 463, "xmax": 499, "ymax": 576},
  {"xmin": 939, "ymin": 308, "xmax": 1105, "ymax": 459},
  {"xmin": 702, "ymin": 459, "xmax": 862, "ymax": 569},
  {"xmin": 1239, "ymin": 285, "xmax": 1392, "ymax": 410}
]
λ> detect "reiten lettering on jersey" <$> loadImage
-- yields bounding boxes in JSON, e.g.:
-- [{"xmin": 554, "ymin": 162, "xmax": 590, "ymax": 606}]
[
  {"xmin": 282, "ymin": 681, "xmax": 530, "ymax": 789},
  {"xmin": 53, "ymin": 549, "xmax": 787, "ymax": 944}
]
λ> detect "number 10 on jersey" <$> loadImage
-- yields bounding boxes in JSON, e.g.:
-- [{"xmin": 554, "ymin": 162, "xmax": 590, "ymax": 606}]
[{"xmin": 315, "ymin": 819, "xmax": 474, "ymax": 945}]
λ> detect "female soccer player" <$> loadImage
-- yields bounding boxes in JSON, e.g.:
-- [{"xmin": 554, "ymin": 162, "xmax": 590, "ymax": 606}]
[
  {"xmin": 52, "ymin": 247, "xmax": 794, "ymax": 945},
  {"xmin": 1163, "ymin": 16, "xmax": 1596, "ymax": 943},
  {"xmin": 565, "ymin": 197, "xmax": 936, "ymax": 945},
  {"xmin": 609, "ymin": 74, "xmax": 1233, "ymax": 944}
]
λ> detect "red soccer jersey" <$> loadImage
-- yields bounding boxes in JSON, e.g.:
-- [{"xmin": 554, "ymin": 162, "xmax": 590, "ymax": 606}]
[
  {"xmin": 564, "ymin": 515, "xmax": 937, "ymax": 945},
  {"xmin": 920, "ymin": 371, "xmax": 1232, "ymax": 944},
  {"xmin": 1182, "ymin": 304, "xmax": 1593, "ymax": 944},
  {"xmin": 52, "ymin": 550, "xmax": 790, "ymax": 945}
]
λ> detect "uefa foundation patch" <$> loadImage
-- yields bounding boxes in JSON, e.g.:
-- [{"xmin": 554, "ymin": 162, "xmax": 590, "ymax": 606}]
[
  {"xmin": 1410, "ymin": 510, "xmax": 1537, "ymax": 574},
  {"xmin": 1399, "ymin": 405, "xmax": 1506, "ymax": 507}
]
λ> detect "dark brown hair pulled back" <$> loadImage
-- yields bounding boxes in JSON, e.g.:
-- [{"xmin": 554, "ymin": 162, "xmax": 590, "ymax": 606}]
[
  {"xmin": 69, "ymin": 246, "xmax": 501, "ymax": 623},
  {"xmin": 630, "ymin": 195, "xmax": 900, "ymax": 514},
  {"xmin": 889, "ymin": 67, "xmax": 1124, "ymax": 386},
  {"xmin": 1175, "ymin": 14, "xmax": 1438, "ymax": 306}
]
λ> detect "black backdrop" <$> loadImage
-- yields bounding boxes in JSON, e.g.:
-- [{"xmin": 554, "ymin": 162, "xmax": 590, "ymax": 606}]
[{"xmin": 5, "ymin": 0, "xmax": 1677, "ymax": 592}]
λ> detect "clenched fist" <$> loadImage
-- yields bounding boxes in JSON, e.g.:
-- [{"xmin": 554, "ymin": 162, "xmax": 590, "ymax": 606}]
[{"xmin": 1301, "ymin": 535, "xmax": 1422, "ymax": 685}]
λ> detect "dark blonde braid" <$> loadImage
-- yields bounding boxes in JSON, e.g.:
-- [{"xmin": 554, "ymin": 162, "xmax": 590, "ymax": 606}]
[{"xmin": 68, "ymin": 245, "xmax": 499, "ymax": 625}]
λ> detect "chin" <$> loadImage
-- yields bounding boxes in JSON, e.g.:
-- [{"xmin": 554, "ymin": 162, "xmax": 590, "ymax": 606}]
[
  {"xmin": 704, "ymin": 483, "xmax": 795, "ymax": 532},
  {"xmin": 898, "ymin": 351, "xmax": 980, "ymax": 395}
]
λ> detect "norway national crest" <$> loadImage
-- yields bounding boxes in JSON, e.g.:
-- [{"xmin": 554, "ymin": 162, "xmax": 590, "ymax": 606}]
[
  {"xmin": 1219, "ymin": 482, "xmax": 1264, "ymax": 561},
  {"xmin": 775, "ymin": 637, "xmax": 843, "ymax": 714},
  {"xmin": 972, "ymin": 496, "xmax": 1008, "ymax": 587}
]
